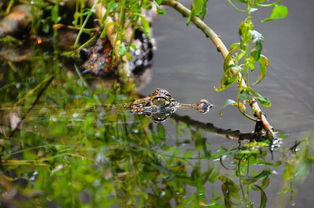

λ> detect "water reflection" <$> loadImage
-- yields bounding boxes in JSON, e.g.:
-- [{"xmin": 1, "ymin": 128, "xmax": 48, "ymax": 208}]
[{"xmin": 0, "ymin": 54, "xmax": 313, "ymax": 208}]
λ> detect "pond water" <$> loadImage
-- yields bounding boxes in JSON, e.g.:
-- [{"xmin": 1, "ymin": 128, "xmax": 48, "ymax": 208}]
[
  {"xmin": 0, "ymin": 0, "xmax": 313, "ymax": 208},
  {"xmin": 144, "ymin": 0, "xmax": 314, "ymax": 207}
]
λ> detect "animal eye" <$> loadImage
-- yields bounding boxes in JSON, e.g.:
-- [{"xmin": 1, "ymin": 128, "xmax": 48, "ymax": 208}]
[
  {"xmin": 152, "ymin": 97, "xmax": 167, "ymax": 106},
  {"xmin": 80, "ymin": 48, "xmax": 90, "ymax": 60}
]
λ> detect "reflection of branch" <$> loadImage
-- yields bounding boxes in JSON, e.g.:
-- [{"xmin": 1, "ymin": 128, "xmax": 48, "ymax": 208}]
[
  {"xmin": 9, "ymin": 76, "xmax": 54, "ymax": 138},
  {"xmin": 162, "ymin": 0, "xmax": 276, "ymax": 140},
  {"xmin": 171, "ymin": 113, "xmax": 264, "ymax": 141}
]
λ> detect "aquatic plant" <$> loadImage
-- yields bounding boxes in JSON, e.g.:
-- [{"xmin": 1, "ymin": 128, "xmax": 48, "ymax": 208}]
[{"xmin": 1, "ymin": 1, "xmax": 313, "ymax": 208}]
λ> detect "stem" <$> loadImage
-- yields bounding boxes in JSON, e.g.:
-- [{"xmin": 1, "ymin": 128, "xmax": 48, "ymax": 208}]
[
  {"xmin": 74, "ymin": 0, "xmax": 98, "ymax": 48},
  {"xmin": 162, "ymin": 0, "xmax": 276, "ymax": 139}
]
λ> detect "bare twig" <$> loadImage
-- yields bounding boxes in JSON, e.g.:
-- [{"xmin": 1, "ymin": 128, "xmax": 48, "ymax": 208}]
[{"xmin": 162, "ymin": 0, "xmax": 276, "ymax": 140}]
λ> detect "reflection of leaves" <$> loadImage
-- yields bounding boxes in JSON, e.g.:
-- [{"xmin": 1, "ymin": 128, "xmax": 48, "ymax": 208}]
[
  {"xmin": 242, "ymin": 169, "xmax": 271, "ymax": 185},
  {"xmin": 219, "ymin": 176, "xmax": 240, "ymax": 207},
  {"xmin": 253, "ymin": 185, "xmax": 267, "ymax": 208}
]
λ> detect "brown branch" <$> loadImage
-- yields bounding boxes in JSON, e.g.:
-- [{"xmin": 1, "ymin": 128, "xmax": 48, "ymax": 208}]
[
  {"xmin": 171, "ymin": 113, "xmax": 265, "ymax": 141},
  {"xmin": 162, "ymin": 0, "xmax": 276, "ymax": 140}
]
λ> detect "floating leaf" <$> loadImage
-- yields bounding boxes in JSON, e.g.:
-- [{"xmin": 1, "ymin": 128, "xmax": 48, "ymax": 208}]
[
  {"xmin": 253, "ymin": 55, "xmax": 269, "ymax": 85},
  {"xmin": 262, "ymin": 5, "xmax": 288, "ymax": 22}
]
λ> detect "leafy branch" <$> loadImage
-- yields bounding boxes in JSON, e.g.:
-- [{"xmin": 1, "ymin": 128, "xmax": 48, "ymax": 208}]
[{"xmin": 161, "ymin": 0, "xmax": 288, "ymax": 140}]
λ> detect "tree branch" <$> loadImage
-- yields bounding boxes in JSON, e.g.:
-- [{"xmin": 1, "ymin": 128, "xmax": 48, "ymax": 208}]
[
  {"xmin": 171, "ymin": 113, "xmax": 265, "ymax": 141},
  {"xmin": 162, "ymin": 0, "xmax": 276, "ymax": 140}
]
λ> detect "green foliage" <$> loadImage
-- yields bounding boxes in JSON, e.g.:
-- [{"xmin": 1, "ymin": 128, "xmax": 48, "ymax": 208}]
[
  {"xmin": 262, "ymin": 5, "xmax": 288, "ymax": 22},
  {"xmin": 187, "ymin": 0, "xmax": 208, "ymax": 25},
  {"xmin": 1, "ymin": 1, "xmax": 311, "ymax": 208},
  {"xmin": 216, "ymin": 0, "xmax": 288, "ymax": 116}
]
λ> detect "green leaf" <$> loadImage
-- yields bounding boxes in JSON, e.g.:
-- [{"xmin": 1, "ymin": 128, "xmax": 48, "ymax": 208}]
[
  {"xmin": 224, "ymin": 46, "xmax": 241, "ymax": 72},
  {"xmin": 239, "ymin": 19, "xmax": 253, "ymax": 49},
  {"xmin": 186, "ymin": 0, "xmax": 208, "ymax": 25},
  {"xmin": 255, "ymin": 96, "xmax": 272, "ymax": 107},
  {"xmin": 234, "ymin": 0, "xmax": 248, "ymax": 3},
  {"xmin": 262, "ymin": 5, "xmax": 288, "ymax": 22},
  {"xmin": 118, "ymin": 44, "xmax": 127, "ymax": 56},
  {"xmin": 219, "ymin": 99, "xmax": 236, "ymax": 118},
  {"xmin": 250, "ymin": 30, "xmax": 264, "ymax": 62},
  {"xmin": 51, "ymin": 5, "xmax": 60, "ymax": 24},
  {"xmin": 153, "ymin": 0, "xmax": 166, "ymax": 14},
  {"xmin": 215, "ymin": 68, "xmax": 239, "ymax": 92},
  {"xmin": 240, "ymin": 87, "xmax": 272, "ymax": 107},
  {"xmin": 253, "ymin": 55, "xmax": 269, "ymax": 85},
  {"xmin": 140, "ymin": 16, "xmax": 151, "ymax": 36}
]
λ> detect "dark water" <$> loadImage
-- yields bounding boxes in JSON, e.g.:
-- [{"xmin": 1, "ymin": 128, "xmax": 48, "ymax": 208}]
[
  {"xmin": 140, "ymin": 0, "xmax": 314, "ymax": 207},
  {"xmin": 0, "ymin": 1, "xmax": 313, "ymax": 207}
]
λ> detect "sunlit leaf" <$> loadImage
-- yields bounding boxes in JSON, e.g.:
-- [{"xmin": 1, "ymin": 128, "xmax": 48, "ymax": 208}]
[
  {"xmin": 215, "ymin": 69, "xmax": 239, "ymax": 92},
  {"xmin": 140, "ymin": 16, "xmax": 151, "ymax": 36},
  {"xmin": 239, "ymin": 87, "xmax": 272, "ymax": 107},
  {"xmin": 118, "ymin": 43, "xmax": 127, "ymax": 56},
  {"xmin": 250, "ymin": 30, "xmax": 264, "ymax": 62},
  {"xmin": 153, "ymin": 0, "xmax": 166, "ymax": 14},
  {"xmin": 255, "ymin": 96, "xmax": 272, "ymax": 107},
  {"xmin": 253, "ymin": 55, "xmax": 269, "ymax": 85},
  {"xmin": 262, "ymin": 5, "xmax": 288, "ymax": 22},
  {"xmin": 224, "ymin": 46, "xmax": 241, "ymax": 72},
  {"xmin": 186, "ymin": 0, "xmax": 208, "ymax": 25}
]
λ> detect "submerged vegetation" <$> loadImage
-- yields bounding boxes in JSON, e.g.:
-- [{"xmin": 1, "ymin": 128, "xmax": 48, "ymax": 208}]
[{"xmin": 0, "ymin": 0, "xmax": 313, "ymax": 207}]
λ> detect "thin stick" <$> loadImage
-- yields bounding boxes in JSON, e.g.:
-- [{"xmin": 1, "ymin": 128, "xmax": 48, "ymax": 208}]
[
  {"xmin": 162, "ymin": 0, "xmax": 276, "ymax": 139},
  {"xmin": 9, "ymin": 76, "xmax": 54, "ymax": 138}
]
